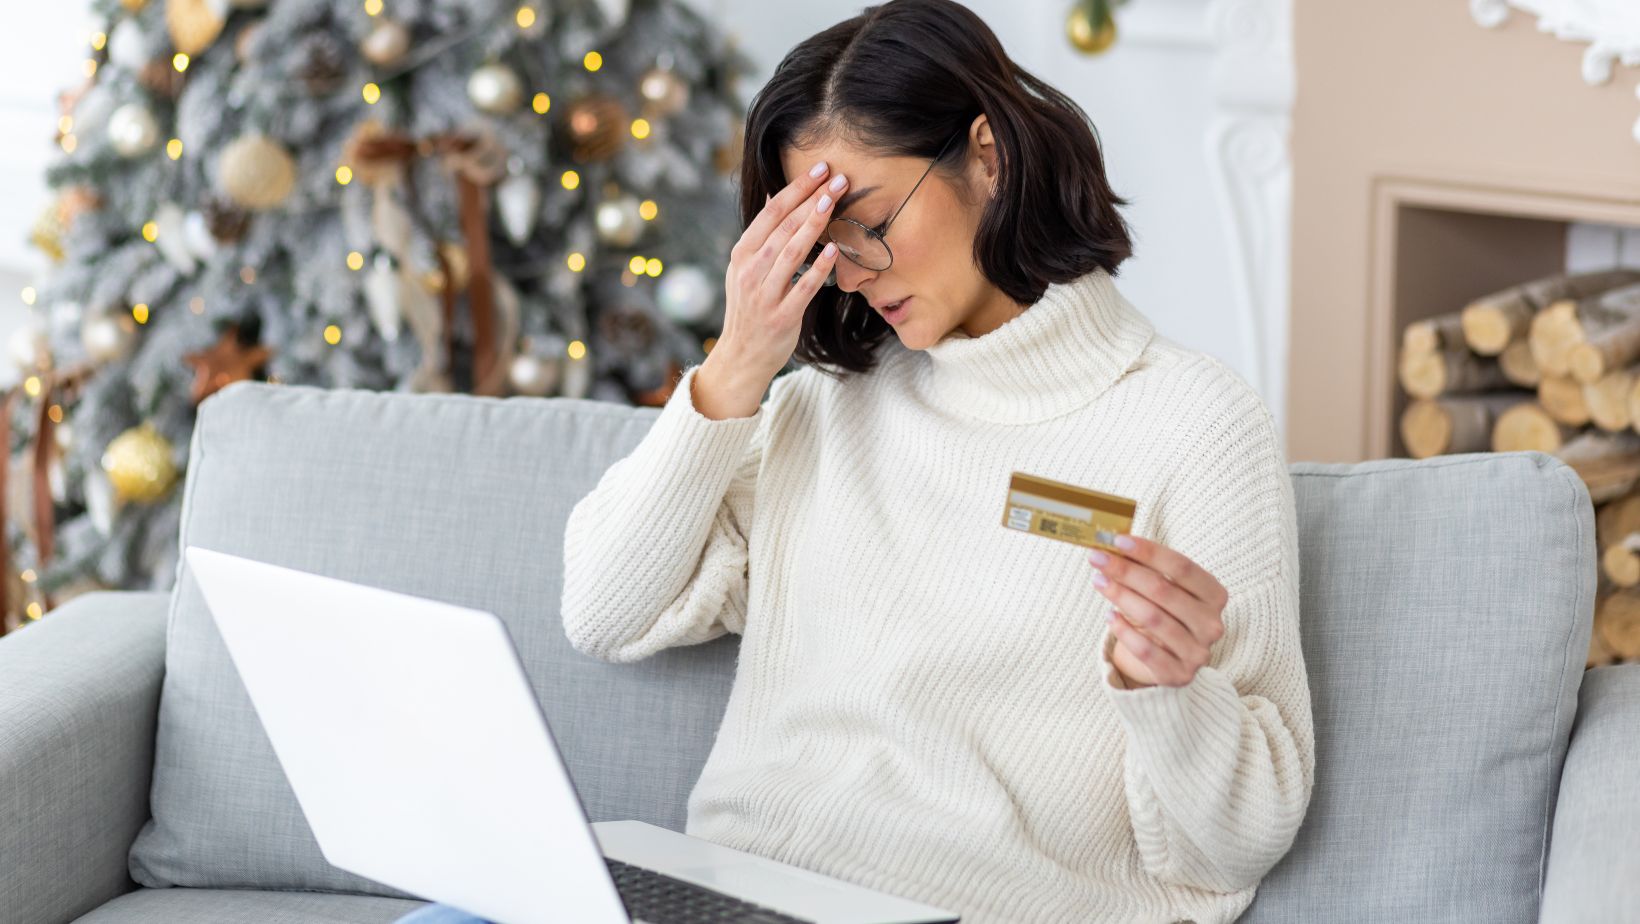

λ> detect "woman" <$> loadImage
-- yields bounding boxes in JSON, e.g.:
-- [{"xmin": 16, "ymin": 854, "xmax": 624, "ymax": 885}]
[{"xmin": 399, "ymin": 0, "xmax": 1313, "ymax": 921}]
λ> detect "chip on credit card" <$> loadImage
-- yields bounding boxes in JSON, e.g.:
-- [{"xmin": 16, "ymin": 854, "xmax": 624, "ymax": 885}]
[{"xmin": 1001, "ymin": 471, "xmax": 1137, "ymax": 553}]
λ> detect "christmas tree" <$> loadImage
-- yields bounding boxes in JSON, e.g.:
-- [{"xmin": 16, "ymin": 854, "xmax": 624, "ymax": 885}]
[{"xmin": 3, "ymin": 0, "xmax": 754, "ymax": 634}]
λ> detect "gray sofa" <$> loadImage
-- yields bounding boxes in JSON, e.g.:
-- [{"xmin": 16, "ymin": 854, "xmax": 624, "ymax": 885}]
[{"xmin": 1, "ymin": 379, "xmax": 1636, "ymax": 924}]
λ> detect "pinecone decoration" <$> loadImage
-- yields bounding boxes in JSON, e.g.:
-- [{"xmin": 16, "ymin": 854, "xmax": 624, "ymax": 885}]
[
  {"xmin": 202, "ymin": 196, "xmax": 251, "ymax": 244},
  {"xmin": 292, "ymin": 32, "xmax": 349, "ymax": 96},
  {"xmin": 597, "ymin": 305, "xmax": 656, "ymax": 354},
  {"xmin": 138, "ymin": 58, "xmax": 185, "ymax": 99}
]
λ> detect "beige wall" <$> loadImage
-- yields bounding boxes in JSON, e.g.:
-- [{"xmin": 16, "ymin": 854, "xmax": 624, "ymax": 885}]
[{"xmin": 1288, "ymin": 1, "xmax": 1640, "ymax": 462}]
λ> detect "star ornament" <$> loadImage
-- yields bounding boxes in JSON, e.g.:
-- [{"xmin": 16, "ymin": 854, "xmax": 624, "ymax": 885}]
[{"xmin": 182, "ymin": 324, "xmax": 273, "ymax": 405}]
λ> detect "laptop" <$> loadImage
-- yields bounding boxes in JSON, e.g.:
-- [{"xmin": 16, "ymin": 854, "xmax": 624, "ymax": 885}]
[{"xmin": 183, "ymin": 544, "xmax": 961, "ymax": 924}]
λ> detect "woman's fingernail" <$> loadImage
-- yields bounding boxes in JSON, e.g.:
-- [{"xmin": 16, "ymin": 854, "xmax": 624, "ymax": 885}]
[
  {"xmin": 817, "ymin": 193, "xmax": 832, "ymax": 212},
  {"xmin": 1092, "ymin": 572, "xmax": 1109, "ymax": 588},
  {"xmin": 1114, "ymin": 535, "xmax": 1136, "ymax": 551},
  {"xmin": 1088, "ymin": 550, "xmax": 1109, "ymax": 566},
  {"xmin": 829, "ymin": 173, "xmax": 847, "ymax": 192},
  {"xmin": 810, "ymin": 161, "xmax": 827, "ymax": 177}
]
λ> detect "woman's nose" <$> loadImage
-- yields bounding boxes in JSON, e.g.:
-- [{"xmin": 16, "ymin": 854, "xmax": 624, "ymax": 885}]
[{"xmin": 831, "ymin": 257, "xmax": 876, "ymax": 293}]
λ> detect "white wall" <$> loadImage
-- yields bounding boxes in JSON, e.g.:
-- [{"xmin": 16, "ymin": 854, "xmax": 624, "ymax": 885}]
[{"xmin": 0, "ymin": 5, "xmax": 97, "ymax": 389}]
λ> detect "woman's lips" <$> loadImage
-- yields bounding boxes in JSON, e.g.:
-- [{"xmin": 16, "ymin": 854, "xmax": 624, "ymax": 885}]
[{"xmin": 881, "ymin": 296, "xmax": 911, "ymax": 323}]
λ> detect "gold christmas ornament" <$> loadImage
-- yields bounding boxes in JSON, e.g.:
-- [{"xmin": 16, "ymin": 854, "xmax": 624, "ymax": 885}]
[
  {"xmin": 218, "ymin": 133, "xmax": 298, "ymax": 210},
  {"xmin": 1066, "ymin": 1, "xmax": 1119, "ymax": 55},
  {"xmin": 563, "ymin": 94, "xmax": 629, "ymax": 162},
  {"xmin": 30, "ymin": 202, "xmax": 66, "ymax": 263},
  {"xmin": 120, "ymin": 0, "xmax": 149, "ymax": 10},
  {"xmin": 420, "ymin": 242, "xmax": 470, "ymax": 294},
  {"xmin": 467, "ymin": 63, "xmax": 525, "ymax": 114},
  {"xmin": 167, "ymin": 0, "xmax": 228, "ymax": 56},
  {"xmin": 101, "ymin": 422, "xmax": 179, "ymax": 505},
  {"xmin": 361, "ymin": 18, "xmax": 411, "ymax": 67}
]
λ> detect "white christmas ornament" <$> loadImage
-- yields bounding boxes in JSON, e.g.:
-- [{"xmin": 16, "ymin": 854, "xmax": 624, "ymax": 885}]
[
  {"xmin": 107, "ymin": 19, "xmax": 158, "ymax": 71},
  {"xmin": 507, "ymin": 350, "xmax": 560, "ymax": 396},
  {"xmin": 54, "ymin": 418, "xmax": 74, "ymax": 452},
  {"xmin": 7, "ymin": 321, "xmax": 49, "ymax": 373},
  {"xmin": 560, "ymin": 349, "xmax": 593, "ymax": 399},
  {"xmin": 497, "ymin": 168, "xmax": 542, "ymax": 245},
  {"xmin": 656, "ymin": 264, "xmax": 715, "ymax": 323},
  {"xmin": 467, "ymin": 64, "xmax": 524, "ymax": 114},
  {"xmin": 595, "ymin": 195, "xmax": 645, "ymax": 247},
  {"xmin": 108, "ymin": 103, "xmax": 160, "ymax": 158},
  {"xmin": 152, "ymin": 203, "xmax": 198, "ymax": 274},
  {"xmin": 85, "ymin": 467, "xmax": 117, "ymax": 537},
  {"xmin": 363, "ymin": 253, "xmax": 404, "ymax": 342},
  {"xmin": 82, "ymin": 314, "xmax": 135, "ymax": 363},
  {"xmin": 183, "ymin": 210, "xmax": 218, "ymax": 259}
]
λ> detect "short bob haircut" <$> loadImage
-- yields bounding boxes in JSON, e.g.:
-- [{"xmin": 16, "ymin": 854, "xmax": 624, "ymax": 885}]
[{"xmin": 738, "ymin": 0, "xmax": 1136, "ymax": 378}]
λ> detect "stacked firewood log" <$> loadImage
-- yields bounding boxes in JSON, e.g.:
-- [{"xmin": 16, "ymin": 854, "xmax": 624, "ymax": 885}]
[{"xmin": 1396, "ymin": 268, "xmax": 1640, "ymax": 669}]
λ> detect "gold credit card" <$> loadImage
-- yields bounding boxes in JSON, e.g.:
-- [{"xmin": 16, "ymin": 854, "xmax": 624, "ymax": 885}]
[{"xmin": 1001, "ymin": 471, "xmax": 1137, "ymax": 552}]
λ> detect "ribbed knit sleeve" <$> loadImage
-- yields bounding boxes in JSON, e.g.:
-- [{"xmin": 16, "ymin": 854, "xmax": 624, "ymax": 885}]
[
  {"xmin": 560, "ymin": 362, "xmax": 779, "ymax": 664},
  {"xmin": 1096, "ymin": 361, "xmax": 1315, "ymax": 895}
]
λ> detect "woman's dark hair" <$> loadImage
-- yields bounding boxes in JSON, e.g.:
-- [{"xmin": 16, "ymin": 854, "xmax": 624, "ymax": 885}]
[{"xmin": 737, "ymin": 0, "xmax": 1135, "ymax": 378}]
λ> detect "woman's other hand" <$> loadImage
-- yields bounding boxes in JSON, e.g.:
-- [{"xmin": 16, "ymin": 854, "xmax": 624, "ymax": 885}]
[{"xmin": 1088, "ymin": 534, "xmax": 1229, "ymax": 689}]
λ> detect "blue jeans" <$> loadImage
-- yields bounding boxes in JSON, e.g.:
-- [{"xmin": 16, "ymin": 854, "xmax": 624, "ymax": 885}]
[{"xmin": 393, "ymin": 902, "xmax": 493, "ymax": 923}]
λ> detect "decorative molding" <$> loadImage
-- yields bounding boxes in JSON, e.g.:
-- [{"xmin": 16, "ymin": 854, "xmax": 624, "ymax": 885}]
[
  {"xmin": 1470, "ymin": 0, "xmax": 1640, "ymax": 143},
  {"xmin": 1204, "ymin": 0, "xmax": 1293, "ymax": 423}
]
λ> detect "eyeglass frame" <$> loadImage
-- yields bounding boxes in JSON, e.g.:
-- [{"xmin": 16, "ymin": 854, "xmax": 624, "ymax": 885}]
[{"xmin": 800, "ymin": 126, "xmax": 967, "ymax": 286}]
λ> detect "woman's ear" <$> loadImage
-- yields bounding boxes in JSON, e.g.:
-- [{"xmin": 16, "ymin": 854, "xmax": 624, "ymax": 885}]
[{"xmin": 968, "ymin": 113, "xmax": 999, "ymax": 197}]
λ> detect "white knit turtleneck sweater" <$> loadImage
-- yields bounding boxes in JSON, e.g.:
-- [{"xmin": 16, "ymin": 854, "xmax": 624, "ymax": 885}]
[{"xmin": 561, "ymin": 267, "xmax": 1315, "ymax": 924}]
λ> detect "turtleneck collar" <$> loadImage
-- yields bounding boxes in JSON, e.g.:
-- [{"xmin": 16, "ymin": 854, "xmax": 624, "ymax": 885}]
[{"xmin": 908, "ymin": 267, "xmax": 1155, "ymax": 425}]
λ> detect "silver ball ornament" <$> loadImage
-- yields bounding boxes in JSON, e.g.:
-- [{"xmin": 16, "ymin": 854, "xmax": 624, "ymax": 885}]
[
  {"xmin": 82, "ymin": 314, "xmax": 135, "ymax": 363},
  {"xmin": 656, "ymin": 264, "xmax": 716, "ymax": 323},
  {"xmin": 467, "ymin": 64, "xmax": 524, "ymax": 114},
  {"xmin": 108, "ymin": 103, "xmax": 160, "ymax": 158},
  {"xmin": 595, "ymin": 195, "xmax": 645, "ymax": 247}
]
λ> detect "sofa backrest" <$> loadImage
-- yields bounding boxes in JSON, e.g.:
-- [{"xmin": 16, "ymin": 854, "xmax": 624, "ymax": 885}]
[{"xmin": 129, "ymin": 382, "xmax": 1594, "ymax": 924}]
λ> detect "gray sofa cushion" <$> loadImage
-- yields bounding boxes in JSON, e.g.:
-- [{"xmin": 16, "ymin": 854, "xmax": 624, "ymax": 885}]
[
  {"xmin": 129, "ymin": 382, "xmax": 709, "ymax": 893},
  {"xmin": 1241, "ymin": 452, "xmax": 1593, "ymax": 923}
]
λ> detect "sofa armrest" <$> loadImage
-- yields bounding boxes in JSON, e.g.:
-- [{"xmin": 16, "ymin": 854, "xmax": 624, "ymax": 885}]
[
  {"xmin": 0, "ymin": 590, "xmax": 169, "ymax": 923},
  {"xmin": 1540, "ymin": 664, "xmax": 1640, "ymax": 923}
]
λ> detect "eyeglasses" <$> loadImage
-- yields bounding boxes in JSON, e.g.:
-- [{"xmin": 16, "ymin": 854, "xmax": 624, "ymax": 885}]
[{"xmin": 796, "ymin": 127, "xmax": 965, "ymax": 286}]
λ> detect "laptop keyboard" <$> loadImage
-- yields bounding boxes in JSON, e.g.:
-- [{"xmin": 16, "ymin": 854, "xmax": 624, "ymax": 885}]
[{"xmin": 605, "ymin": 856, "xmax": 814, "ymax": 923}]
